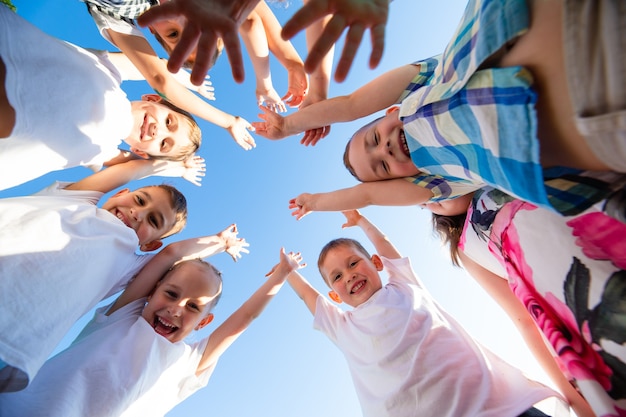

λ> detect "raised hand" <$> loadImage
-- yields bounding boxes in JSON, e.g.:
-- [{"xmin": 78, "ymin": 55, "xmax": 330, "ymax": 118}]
[
  {"xmin": 228, "ymin": 116, "xmax": 256, "ymax": 150},
  {"xmin": 265, "ymin": 248, "xmax": 306, "ymax": 277},
  {"xmin": 193, "ymin": 73, "xmax": 216, "ymax": 101},
  {"xmin": 289, "ymin": 194, "xmax": 314, "ymax": 220},
  {"xmin": 341, "ymin": 209, "xmax": 362, "ymax": 229},
  {"xmin": 281, "ymin": 64, "xmax": 308, "ymax": 108},
  {"xmin": 217, "ymin": 224, "xmax": 250, "ymax": 262},
  {"xmin": 281, "ymin": 0, "xmax": 389, "ymax": 83},
  {"xmin": 298, "ymin": 92, "xmax": 330, "ymax": 146},
  {"xmin": 137, "ymin": 0, "xmax": 261, "ymax": 85},
  {"xmin": 251, "ymin": 105, "xmax": 289, "ymax": 140},
  {"xmin": 182, "ymin": 154, "xmax": 207, "ymax": 186},
  {"xmin": 257, "ymin": 87, "xmax": 287, "ymax": 114}
]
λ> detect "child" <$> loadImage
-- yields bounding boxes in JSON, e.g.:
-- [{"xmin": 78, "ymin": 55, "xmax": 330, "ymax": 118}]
[
  {"xmin": 285, "ymin": 209, "xmax": 567, "ymax": 417},
  {"xmin": 0, "ymin": 248, "xmax": 303, "ymax": 416},
  {"xmin": 0, "ymin": 6, "xmax": 202, "ymax": 191},
  {"xmin": 81, "ymin": 0, "xmax": 257, "ymax": 150},
  {"xmin": 148, "ymin": 0, "xmax": 309, "ymax": 112},
  {"xmin": 0, "ymin": 156, "xmax": 239, "ymax": 392},
  {"xmin": 253, "ymin": 0, "xmax": 626, "ymax": 217}
]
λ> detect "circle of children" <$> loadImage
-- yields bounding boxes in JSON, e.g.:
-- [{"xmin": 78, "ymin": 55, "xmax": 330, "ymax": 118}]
[{"xmin": 0, "ymin": 0, "xmax": 624, "ymax": 416}]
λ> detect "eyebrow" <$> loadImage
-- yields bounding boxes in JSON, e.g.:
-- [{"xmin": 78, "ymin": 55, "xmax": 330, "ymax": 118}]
[{"xmin": 138, "ymin": 190, "xmax": 165, "ymax": 228}]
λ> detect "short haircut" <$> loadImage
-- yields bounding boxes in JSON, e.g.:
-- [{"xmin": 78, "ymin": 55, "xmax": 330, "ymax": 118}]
[
  {"xmin": 142, "ymin": 184, "xmax": 188, "ymax": 238},
  {"xmin": 317, "ymin": 238, "xmax": 371, "ymax": 287},
  {"xmin": 343, "ymin": 116, "xmax": 385, "ymax": 182},
  {"xmin": 151, "ymin": 32, "xmax": 224, "ymax": 70},
  {"xmin": 149, "ymin": 99, "xmax": 202, "ymax": 161},
  {"xmin": 161, "ymin": 259, "xmax": 223, "ymax": 312}
]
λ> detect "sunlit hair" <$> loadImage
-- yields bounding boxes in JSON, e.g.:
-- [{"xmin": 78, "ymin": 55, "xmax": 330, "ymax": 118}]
[
  {"xmin": 343, "ymin": 116, "xmax": 385, "ymax": 182},
  {"xmin": 151, "ymin": 32, "xmax": 224, "ymax": 70},
  {"xmin": 317, "ymin": 238, "xmax": 371, "ymax": 287},
  {"xmin": 161, "ymin": 259, "xmax": 223, "ymax": 312},
  {"xmin": 431, "ymin": 213, "xmax": 467, "ymax": 267},
  {"xmin": 141, "ymin": 184, "xmax": 188, "ymax": 238},
  {"xmin": 148, "ymin": 99, "xmax": 201, "ymax": 161}
]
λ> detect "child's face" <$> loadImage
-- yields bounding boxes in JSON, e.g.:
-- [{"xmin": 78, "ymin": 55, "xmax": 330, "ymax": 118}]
[
  {"xmin": 320, "ymin": 244, "xmax": 383, "ymax": 308},
  {"xmin": 126, "ymin": 96, "xmax": 193, "ymax": 159},
  {"xmin": 149, "ymin": 17, "xmax": 197, "ymax": 64},
  {"xmin": 142, "ymin": 261, "xmax": 220, "ymax": 343},
  {"xmin": 348, "ymin": 110, "xmax": 419, "ymax": 182},
  {"xmin": 101, "ymin": 187, "xmax": 177, "ymax": 251}
]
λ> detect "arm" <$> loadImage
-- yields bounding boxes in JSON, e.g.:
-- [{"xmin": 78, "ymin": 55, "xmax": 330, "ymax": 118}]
[
  {"xmin": 286, "ymin": 270, "xmax": 322, "ymax": 315},
  {"xmin": 106, "ymin": 30, "xmax": 255, "ymax": 150},
  {"xmin": 281, "ymin": 0, "xmax": 389, "ymax": 82},
  {"xmin": 459, "ymin": 253, "xmax": 596, "ymax": 417},
  {"xmin": 136, "ymin": 0, "xmax": 262, "ymax": 84},
  {"xmin": 289, "ymin": 179, "xmax": 434, "ymax": 220},
  {"xmin": 108, "ymin": 224, "xmax": 248, "ymax": 315},
  {"xmin": 197, "ymin": 248, "xmax": 305, "ymax": 374},
  {"xmin": 253, "ymin": 0, "xmax": 307, "ymax": 108},
  {"xmin": 252, "ymin": 64, "xmax": 420, "ymax": 140},
  {"xmin": 238, "ymin": 8, "xmax": 286, "ymax": 113},
  {"xmin": 341, "ymin": 209, "xmax": 401, "ymax": 259}
]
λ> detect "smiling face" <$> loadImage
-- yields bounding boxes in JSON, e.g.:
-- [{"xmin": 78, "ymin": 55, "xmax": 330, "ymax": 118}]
[
  {"xmin": 142, "ymin": 261, "xmax": 222, "ymax": 343},
  {"xmin": 320, "ymin": 244, "xmax": 384, "ymax": 308},
  {"xmin": 126, "ymin": 96, "xmax": 193, "ymax": 159},
  {"xmin": 347, "ymin": 109, "xmax": 419, "ymax": 182},
  {"xmin": 101, "ymin": 187, "xmax": 178, "ymax": 251}
]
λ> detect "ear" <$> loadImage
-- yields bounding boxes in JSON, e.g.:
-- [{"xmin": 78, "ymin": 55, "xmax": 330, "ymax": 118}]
[
  {"xmin": 140, "ymin": 240, "xmax": 163, "ymax": 252},
  {"xmin": 385, "ymin": 106, "xmax": 400, "ymax": 115},
  {"xmin": 141, "ymin": 93, "xmax": 162, "ymax": 103},
  {"xmin": 130, "ymin": 147, "xmax": 150, "ymax": 160},
  {"xmin": 328, "ymin": 291, "xmax": 342, "ymax": 304},
  {"xmin": 112, "ymin": 188, "xmax": 130, "ymax": 198},
  {"xmin": 371, "ymin": 254, "xmax": 384, "ymax": 271},
  {"xmin": 195, "ymin": 313, "xmax": 214, "ymax": 330}
]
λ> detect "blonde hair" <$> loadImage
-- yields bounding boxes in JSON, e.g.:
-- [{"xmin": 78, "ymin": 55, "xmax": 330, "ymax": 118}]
[
  {"xmin": 149, "ymin": 99, "xmax": 201, "ymax": 162},
  {"xmin": 160, "ymin": 259, "xmax": 223, "ymax": 312}
]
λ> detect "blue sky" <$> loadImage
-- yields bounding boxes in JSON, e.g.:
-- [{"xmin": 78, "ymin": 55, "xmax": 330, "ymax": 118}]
[{"xmin": 6, "ymin": 1, "xmax": 556, "ymax": 416}]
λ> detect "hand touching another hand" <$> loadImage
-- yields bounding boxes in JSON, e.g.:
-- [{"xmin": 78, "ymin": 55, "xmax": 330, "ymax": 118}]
[{"xmin": 218, "ymin": 224, "xmax": 250, "ymax": 262}]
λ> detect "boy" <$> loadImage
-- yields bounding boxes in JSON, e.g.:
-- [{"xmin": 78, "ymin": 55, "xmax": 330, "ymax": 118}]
[
  {"xmin": 0, "ymin": 157, "xmax": 228, "ymax": 392},
  {"xmin": 0, "ymin": 5, "xmax": 201, "ymax": 190},
  {"xmin": 0, "ymin": 248, "xmax": 301, "ymax": 417},
  {"xmin": 254, "ymin": 0, "xmax": 625, "ymax": 216},
  {"xmin": 285, "ymin": 210, "xmax": 566, "ymax": 417}
]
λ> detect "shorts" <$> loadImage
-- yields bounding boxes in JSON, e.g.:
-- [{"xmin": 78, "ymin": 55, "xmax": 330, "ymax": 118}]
[
  {"xmin": 518, "ymin": 407, "xmax": 550, "ymax": 417},
  {"xmin": 563, "ymin": 0, "xmax": 626, "ymax": 172}
]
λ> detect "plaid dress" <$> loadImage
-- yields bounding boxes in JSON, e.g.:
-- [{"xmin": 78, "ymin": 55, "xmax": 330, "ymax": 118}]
[{"xmin": 398, "ymin": 0, "xmax": 555, "ymax": 209}]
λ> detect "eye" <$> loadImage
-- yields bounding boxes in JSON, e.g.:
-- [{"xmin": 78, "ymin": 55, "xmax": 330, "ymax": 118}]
[
  {"xmin": 166, "ymin": 116, "xmax": 172, "ymax": 127},
  {"xmin": 333, "ymin": 273, "xmax": 341, "ymax": 282},
  {"xmin": 135, "ymin": 195, "xmax": 145, "ymax": 206},
  {"xmin": 166, "ymin": 30, "xmax": 179, "ymax": 39},
  {"xmin": 148, "ymin": 214, "xmax": 159, "ymax": 228},
  {"xmin": 165, "ymin": 290, "xmax": 177, "ymax": 299},
  {"xmin": 350, "ymin": 260, "xmax": 358, "ymax": 267},
  {"xmin": 381, "ymin": 160, "xmax": 389, "ymax": 174},
  {"xmin": 187, "ymin": 302, "xmax": 200, "ymax": 312},
  {"xmin": 373, "ymin": 132, "xmax": 379, "ymax": 146}
]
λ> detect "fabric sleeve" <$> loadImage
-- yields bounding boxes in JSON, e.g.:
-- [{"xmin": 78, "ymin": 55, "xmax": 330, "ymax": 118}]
[
  {"xmin": 313, "ymin": 296, "xmax": 346, "ymax": 345},
  {"xmin": 396, "ymin": 56, "xmax": 440, "ymax": 104},
  {"xmin": 175, "ymin": 338, "xmax": 215, "ymax": 402},
  {"xmin": 33, "ymin": 181, "xmax": 104, "ymax": 205},
  {"xmin": 87, "ymin": 6, "xmax": 145, "ymax": 46},
  {"xmin": 405, "ymin": 175, "xmax": 480, "ymax": 202},
  {"xmin": 103, "ymin": 253, "xmax": 155, "ymax": 299},
  {"xmin": 380, "ymin": 256, "xmax": 422, "ymax": 287}
]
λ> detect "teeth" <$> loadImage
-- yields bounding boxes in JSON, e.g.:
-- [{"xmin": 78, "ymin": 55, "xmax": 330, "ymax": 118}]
[
  {"xmin": 158, "ymin": 317, "xmax": 175, "ymax": 328},
  {"xmin": 351, "ymin": 281, "xmax": 365, "ymax": 293}
]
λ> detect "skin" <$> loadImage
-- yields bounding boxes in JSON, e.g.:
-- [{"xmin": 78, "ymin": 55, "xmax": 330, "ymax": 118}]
[
  {"xmin": 142, "ymin": 261, "xmax": 220, "ymax": 343},
  {"xmin": 101, "ymin": 187, "xmax": 178, "ymax": 251},
  {"xmin": 420, "ymin": 192, "xmax": 475, "ymax": 216},
  {"xmin": 320, "ymin": 244, "xmax": 383, "ymax": 308},
  {"xmin": 0, "ymin": 57, "xmax": 15, "ymax": 138},
  {"xmin": 126, "ymin": 95, "xmax": 193, "ymax": 159}
]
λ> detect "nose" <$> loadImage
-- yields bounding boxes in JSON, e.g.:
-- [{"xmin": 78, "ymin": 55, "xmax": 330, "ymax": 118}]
[
  {"xmin": 168, "ymin": 303, "xmax": 183, "ymax": 318},
  {"xmin": 130, "ymin": 207, "xmax": 146, "ymax": 222}
]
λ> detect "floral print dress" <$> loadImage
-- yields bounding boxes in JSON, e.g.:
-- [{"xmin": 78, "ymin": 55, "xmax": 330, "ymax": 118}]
[{"xmin": 459, "ymin": 178, "xmax": 626, "ymax": 417}]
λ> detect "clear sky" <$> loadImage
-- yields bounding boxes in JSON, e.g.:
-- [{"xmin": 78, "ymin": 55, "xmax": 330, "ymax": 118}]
[{"xmin": 6, "ymin": 1, "xmax": 556, "ymax": 416}]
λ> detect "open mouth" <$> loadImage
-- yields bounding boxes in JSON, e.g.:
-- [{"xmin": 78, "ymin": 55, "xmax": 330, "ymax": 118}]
[
  {"xmin": 113, "ymin": 209, "xmax": 131, "ymax": 228},
  {"xmin": 350, "ymin": 280, "xmax": 366, "ymax": 294},
  {"xmin": 153, "ymin": 316, "xmax": 178, "ymax": 336},
  {"xmin": 140, "ymin": 114, "xmax": 148, "ymax": 140},
  {"xmin": 399, "ymin": 130, "xmax": 410, "ymax": 157}
]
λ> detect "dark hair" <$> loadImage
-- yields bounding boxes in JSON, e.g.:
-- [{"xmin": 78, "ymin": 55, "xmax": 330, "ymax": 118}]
[
  {"xmin": 431, "ymin": 212, "xmax": 467, "ymax": 266},
  {"xmin": 147, "ymin": 99, "xmax": 201, "ymax": 161},
  {"xmin": 343, "ymin": 116, "xmax": 385, "ymax": 181},
  {"xmin": 142, "ymin": 184, "xmax": 188, "ymax": 238},
  {"xmin": 317, "ymin": 238, "xmax": 371, "ymax": 286}
]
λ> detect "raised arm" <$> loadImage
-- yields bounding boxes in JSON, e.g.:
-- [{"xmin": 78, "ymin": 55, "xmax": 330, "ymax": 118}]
[
  {"xmin": 108, "ymin": 224, "xmax": 248, "ymax": 315},
  {"xmin": 286, "ymin": 270, "xmax": 322, "ymax": 315},
  {"xmin": 252, "ymin": 64, "xmax": 420, "ymax": 140},
  {"xmin": 459, "ymin": 253, "xmax": 596, "ymax": 417},
  {"xmin": 106, "ymin": 30, "xmax": 255, "ymax": 150},
  {"xmin": 197, "ymin": 248, "xmax": 305, "ymax": 374},
  {"xmin": 341, "ymin": 209, "xmax": 400, "ymax": 259},
  {"xmin": 137, "ymin": 0, "xmax": 261, "ymax": 84},
  {"xmin": 281, "ymin": 0, "xmax": 389, "ymax": 83},
  {"xmin": 289, "ymin": 179, "xmax": 434, "ymax": 220}
]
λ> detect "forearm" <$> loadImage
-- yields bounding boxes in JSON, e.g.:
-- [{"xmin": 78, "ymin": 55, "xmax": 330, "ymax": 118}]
[
  {"xmin": 65, "ymin": 159, "xmax": 159, "ymax": 192},
  {"xmin": 356, "ymin": 216, "xmax": 401, "ymax": 259},
  {"xmin": 305, "ymin": 13, "xmax": 333, "ymax": 99},
  {"xmin": 286, "ymin": 271, "xmax": 320, "ymax": 315},
  {"xmin": 255, "ymin": 1, "xmax": 303, "ymax": 71},
  {"xmin": 239, "ymin": 10, "xmax": 273, "ymax": 91}
]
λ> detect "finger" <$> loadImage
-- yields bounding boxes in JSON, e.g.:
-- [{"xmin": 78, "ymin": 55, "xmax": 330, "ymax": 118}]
[
  {"xmin": 281, "ymin": 1, "xmax": 327, "ymax": 40},
  {"xmin": 221, "ymin": 31, "xmax": 245, "ymax": 83},
  {"xmin": 168, "ymin": 24, "xmax": 202, "ymax": 75},
  {"xmin": 334, "ymin": 23, "xmax": 365, "ymax": 83},
  {"xmin": 136, "ymin": 2, "xmax": 178, "ymax": 27},
  {"xmin": 190, "ymin": 30, "xmax": 218, "ymax": 85},
  {"xmin": 368, "ymin": 24, "xmax": 386, "ymax": 69},
  {"xmin": 304, "ymin": 15, "xmax": 347, "ymax": 74}
]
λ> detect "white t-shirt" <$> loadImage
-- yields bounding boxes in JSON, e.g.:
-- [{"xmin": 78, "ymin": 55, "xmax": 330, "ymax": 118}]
[
  {"xmin": 0, "ymin": 182, "xmax": 151, "ymax": 391},
  {"xmin": 88, "ymin": 5, "xmax": 146, "ymax": 45},
  {"xmin": 0, "ymin": 7, "xmax": 132, "ymax": 190},
  {"xmin": 314, "ymin": 256, "xmax": 560, "ymax": 417},
  {"xmin": 0, "ymin": 299, "xmax": 215, "ymax": 417}
]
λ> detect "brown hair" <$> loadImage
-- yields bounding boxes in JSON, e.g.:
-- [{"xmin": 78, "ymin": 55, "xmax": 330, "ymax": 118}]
[
  {"xmin": 343, "ymin": 116, "xmax": 385, "ymax": 182},
  {"xmin": 147, "ymin": 99, "xmax": 201, "ymax": 162},
  {"xmin": 431, "ymin": 212, "xmax": 467, "ymax": 266},
  {"xmin": 317, "ymin": 238, "xmax": 371, "ymax": 287},
  {"xmin": 142, "ymin": 184, "xmax": 188, "ymax": 238}
]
